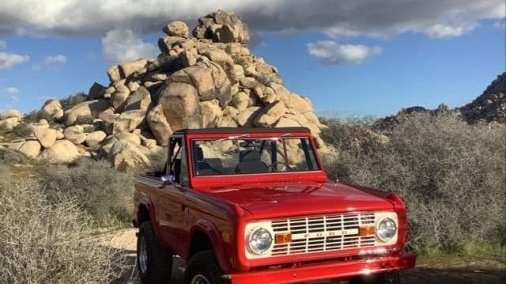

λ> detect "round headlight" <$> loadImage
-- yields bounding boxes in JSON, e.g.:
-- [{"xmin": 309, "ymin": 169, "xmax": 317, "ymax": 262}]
[
  {"xmin": 248, "ymin": 228, "xmax": 273, "ymax": 254},
  {"xmin": 376, "ymin": 217, "xmax": 397, "ymax": 242}
]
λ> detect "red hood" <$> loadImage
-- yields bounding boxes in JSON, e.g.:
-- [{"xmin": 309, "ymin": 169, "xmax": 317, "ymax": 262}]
[{"xmin": 205, "ymin": 182, "xmax": 394, "ymax": 219}]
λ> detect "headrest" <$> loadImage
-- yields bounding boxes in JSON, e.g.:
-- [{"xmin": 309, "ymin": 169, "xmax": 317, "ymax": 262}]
[{"xmin": 195, "ymin": 146, "xmax": 204, "ymax": 162}]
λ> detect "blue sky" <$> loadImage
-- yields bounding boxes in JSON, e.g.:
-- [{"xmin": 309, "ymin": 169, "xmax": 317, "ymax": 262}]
[{"xmin": 0, "ymin": 0, "xmax": 504, "ymax": 117}]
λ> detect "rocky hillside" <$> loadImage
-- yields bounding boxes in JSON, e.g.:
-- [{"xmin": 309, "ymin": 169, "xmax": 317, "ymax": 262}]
[
  {"xmin": 375, "ymin": 72, "xmax": 506, "ymax": 130},
  {"xmin": 459, "ymin": 72, "xmax": 506, "ymax": 124},
  {"xmin": 0, "ymin": 10, "xmax": 326, "ymax": 170}
]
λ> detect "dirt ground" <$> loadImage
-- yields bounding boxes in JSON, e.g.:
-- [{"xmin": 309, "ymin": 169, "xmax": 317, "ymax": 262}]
[{"xmin": 103, "ymin": 229, "xmax": 506, "ymax": 284}]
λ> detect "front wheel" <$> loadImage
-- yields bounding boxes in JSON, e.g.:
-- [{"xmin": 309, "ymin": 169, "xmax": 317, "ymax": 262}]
[
  {"xmin": 185, "ymin": 250, "xmax": 230, "ymax": 284},
  {"xmin": 349, "ymin": 271, "xmax": 400, "ymax": 284},
  {"xmin": 137, "ymin": 222, "xmax": 173, "ymax": 284}
]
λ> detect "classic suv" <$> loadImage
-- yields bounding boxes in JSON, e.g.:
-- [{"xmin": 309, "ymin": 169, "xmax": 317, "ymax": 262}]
[{"xmin": 133, "ymin": 127, "xmax": 415, "ymax": 284}]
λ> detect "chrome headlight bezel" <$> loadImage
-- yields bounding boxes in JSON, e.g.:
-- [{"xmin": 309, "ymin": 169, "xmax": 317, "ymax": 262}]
[
  {"xmin": 247, "ymin": 227, "xmax": 273, "ymax": 255},
  {"xmin": 376, "ymin": 217, "xmax": 397, "ymax": 242},
  {"xmin": 244, "ymin": 221, "xmax": 274, "ymax": 258},
  {"xmin": 374, "ymin": 212, "xmax": 399, "ymax": 245}
]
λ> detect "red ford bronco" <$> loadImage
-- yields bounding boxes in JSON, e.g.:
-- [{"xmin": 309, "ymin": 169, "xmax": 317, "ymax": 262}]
[{"xmin": 133, "ymin": 127, "xmax": 415, "ymax": 284}]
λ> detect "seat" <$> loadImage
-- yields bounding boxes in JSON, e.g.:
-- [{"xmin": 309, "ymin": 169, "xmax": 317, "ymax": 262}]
[
  {"xmin": 194, "ymin": 146, "xmax": 215, "ymax": 176},
  {"xmin": 236, "ymin": 150, "xmax": 268, "ymax": 174}
]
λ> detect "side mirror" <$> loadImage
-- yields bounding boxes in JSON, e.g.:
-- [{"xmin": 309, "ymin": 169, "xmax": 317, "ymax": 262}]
[{"xmin": 161, "ymin": 174, "xmax": 175, "ymax": 184}]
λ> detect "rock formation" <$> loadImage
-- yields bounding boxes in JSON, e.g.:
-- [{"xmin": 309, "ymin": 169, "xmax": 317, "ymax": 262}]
[
  {"xmin": 374, "ymin": 72, "xmax": 506, "ymax": 130},
  {"xmin": 459, "ymin": 72, "xmax": 506, "ymax": 124},
  {"xmin": 0, "ymin": 10, "xmax": 327, "ymax": 171}
]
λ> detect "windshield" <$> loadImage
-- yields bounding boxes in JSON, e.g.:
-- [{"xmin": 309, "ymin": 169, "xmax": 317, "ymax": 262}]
[{"xmin": 192, "ymin": 137, "xmax": 319, "ymax": 176}]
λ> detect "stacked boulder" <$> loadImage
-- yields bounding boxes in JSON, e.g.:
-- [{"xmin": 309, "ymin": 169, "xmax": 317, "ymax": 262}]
[{"xmin": 1, "ymin": 10, "xmax": 327, "ymax": 170}]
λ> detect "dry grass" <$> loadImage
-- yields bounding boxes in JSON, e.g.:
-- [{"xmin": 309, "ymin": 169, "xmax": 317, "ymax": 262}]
[
  {"xmin": 322, "ymin": 113, "xmax": 506, "ymax": 254},
  {"xmin": 0, "ymin": 171, "xmax": 126, "ymax": 283},
  {"xmin": 37, "ymin": 158, "xmax": 135, "ymax": 227}
]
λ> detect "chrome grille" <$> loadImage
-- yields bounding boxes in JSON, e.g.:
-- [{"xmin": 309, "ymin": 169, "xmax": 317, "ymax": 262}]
[{"xmin": 270, "ymin": 213, "xmax": 376, "ymax": 256}]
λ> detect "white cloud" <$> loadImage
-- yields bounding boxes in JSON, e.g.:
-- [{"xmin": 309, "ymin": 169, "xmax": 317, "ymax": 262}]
[
  {"xmin": 0, "ymin": 0, "xmax": 503, "ymax": 40},
  {"xmin": 102, "ymin": 28, "xmax": 158, "ymax": 65},
  {"xmin": 32, "ymin": 54, "xmax": 67, "ymax": 71},
  {"xmin": 1, "ymin": 87, "xmax": 20, "ymax": 100},
  {"xmin": 0, "ymin": 51, "xmax": 30, "ymax": 69},
  {"xmin": 307, "ymin": 41, "xmax": 382, "ymax": 65},
  {"xmin": 43, "ymin": 54, "xmax": 67, "ymax": 65},
  {"xmin": 0, "ymin": 40, "xmax": 6, "ymax": 49},
  {"xmin": 2, "ymin": 87, "xmax": 19, "ymax": 95},
  {"xmin": 424, "ymin": 23, "xmax": 476, "ymax": 39}
]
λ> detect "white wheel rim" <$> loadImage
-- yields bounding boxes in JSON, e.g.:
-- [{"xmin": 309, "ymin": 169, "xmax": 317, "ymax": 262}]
[
  {"xmin": 191, "ymin": 274, "xmax": 210, "ymax": 284},
  {"xmin": 138, "ymin": 236, "xmax": 148, "ymax": 273}
]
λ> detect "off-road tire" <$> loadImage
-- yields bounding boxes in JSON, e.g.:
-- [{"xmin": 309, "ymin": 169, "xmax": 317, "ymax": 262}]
[
  {"xmin": 349, "ymin": 271, "xmax": 401, "ymax": 284},
  {"xmin": 185, "ymin": 250, "xmax": 230, "ymax": 284},
  {"xmin": 137, "ymin": 222, "xmax": 173, "ymax": 284}
]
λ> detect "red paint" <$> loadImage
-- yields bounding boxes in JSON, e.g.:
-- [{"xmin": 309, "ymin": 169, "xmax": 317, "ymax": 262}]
[{"xmin": 133, "ymin": 128, "xmax": 416, "ymax": 282}]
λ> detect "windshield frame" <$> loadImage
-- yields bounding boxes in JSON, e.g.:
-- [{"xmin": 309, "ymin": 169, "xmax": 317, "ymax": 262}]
[{"xmin": 188, "ymin": 134, "xmax": 322, "ymax": 178}]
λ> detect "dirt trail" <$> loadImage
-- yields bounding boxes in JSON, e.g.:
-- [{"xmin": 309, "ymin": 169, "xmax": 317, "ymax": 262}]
[{"xmin": 104, "ymin": 229, "xmax": 506, "ymax": 284}]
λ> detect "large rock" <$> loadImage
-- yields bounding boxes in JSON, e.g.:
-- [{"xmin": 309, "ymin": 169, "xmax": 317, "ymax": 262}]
[
  {"xmin": 18, "ymin": 140, "xmax": 42, "ymax": 158},
  {"xmin": 200, "ymin": 48, "xmax": 233, "ymax": 73},
  {"xmin": 64, "ymin": 125, "xmax": 87, "ymax": 145},
  {"xmin": 111, "ymin": 91, "xmax": 130, "ymax": 112},
  {"xmin": 200, "ymin": 100, "xmax": 223, "ymax": 127},
  {"xmin": 124, "ymin": 86, "xmax": 152, "ymax": 111},
  {"xmin": 33, "ymin": 127, "xmax": 58, "ymax": 148},
  {"xmin": 85, "ymin": 131, "xmax": 107, "ymax": 147},
  {"xmin": 41, "ymin": 99, "xmax": 64, "ymax": 120},
  {"xmin": 163, "ymin": 21, "xmax": 189, "ymax": 38},
  {"xmin": 193, "ymin": 10, "xmax": 250, "ymax": 44},
  {"xmin": 236, "ymin": 106, "xmax": 261, "ymax": 127},
  {"xmin": 108, "ymin": 140, "xmax": 150, "ymax": 171},
  {"xmin": 40, "ymin": 140, "xmax": 80, "ymax": 163},
  {"xmin": 64, "ymin": 100, "xmax": 109, "ymax": 126},
  {"xmin": 0, "ymin": 117, "xmax": 20, "ymax": 131},
  {"xmin": 158, "ymin": 82, "xmax": 201, "ymax": 131},
  {"xmin": 88, "ymin": 82, "xmax": 106, "ymax": 100},
  {"xmin": 119, "ymin": 59, "xmax": 148, "ymax": 78},
  {"xmin": 146, "ymin": 104, "xmax": 172, "ymax": 146},
  {"xmin": 254, "ymin": 101, "xmax": 287, "ymax": 127},
  {"xmin": 113, "ymin": 110, "xmax": 146, "ymax": 134},
  {"xmin": 107, "ymin": 65, "xmax": 122, "ymax": 82},
  {"xmin": 0, "ymin": 109, "xmax": 22, "ymax": 120},
  {"xmin": 98, "ymin": 108, "xmax": 119, "ymax": 135}
]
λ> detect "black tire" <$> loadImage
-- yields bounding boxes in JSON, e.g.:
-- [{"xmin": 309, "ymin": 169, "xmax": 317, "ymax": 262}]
[
  {"xmin": 137, "ymin": 222, "xmax": 173, "ymax": 284},
  {"xmin": 185, "ymin": 250, "xmax": 230, "ymax": 284},
  {"xmin": 349, "ymin": 271, "xmax": 401, "ymax": 284}
]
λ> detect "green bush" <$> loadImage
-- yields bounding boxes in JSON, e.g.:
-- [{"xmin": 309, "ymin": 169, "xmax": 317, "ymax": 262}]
[
  {"xmin": 0, "ymin": 171, "xmax": 124, "ymax": 283},
  {"xmin": 322, "ymin": 113, "xmax": 506, "ymax": 254},
  {"xmin": 38, "ymin": 158, "xmax": 135, "ymax": 227}
]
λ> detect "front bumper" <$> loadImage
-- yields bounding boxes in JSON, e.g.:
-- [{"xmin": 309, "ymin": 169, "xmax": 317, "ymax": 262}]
[{"xmin": 229, "ymin": 253, "xmax": 416, "ymax": 284}]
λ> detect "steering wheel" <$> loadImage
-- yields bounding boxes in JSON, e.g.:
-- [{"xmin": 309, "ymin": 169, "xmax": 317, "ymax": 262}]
[{"xmin": 267, "ymin": 161, "xmax": 293, "ymax": 172}]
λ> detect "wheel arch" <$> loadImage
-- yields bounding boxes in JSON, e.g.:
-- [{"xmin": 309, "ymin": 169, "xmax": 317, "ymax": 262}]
[{"xmin": 189, "ymin": 220, "xmax": 232, "ymax": 273}]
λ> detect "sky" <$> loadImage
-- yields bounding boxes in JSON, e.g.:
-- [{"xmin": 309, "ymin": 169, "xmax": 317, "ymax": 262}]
[{"xmin": 0, "ymin": 0, "xmax": 504, "ymax": 117}]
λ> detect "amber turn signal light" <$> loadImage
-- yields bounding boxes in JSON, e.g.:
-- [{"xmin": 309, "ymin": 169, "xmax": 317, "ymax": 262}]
[
  {"xmin": 274, "ymin": 233, "xmax": 292, "ymax": 244},
  {"xmin": 359, "ymin": 226, "xmax": 375, "ymax": 236}
]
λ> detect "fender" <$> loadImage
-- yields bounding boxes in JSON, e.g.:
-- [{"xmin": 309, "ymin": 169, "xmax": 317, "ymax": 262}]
[
  {"xmin": 136, "ymin": 197, "xmax": 165, "ymax": 244},
  {"xmin": 190, "ymin": 218, "xmax": 233, "ymax": 273}
]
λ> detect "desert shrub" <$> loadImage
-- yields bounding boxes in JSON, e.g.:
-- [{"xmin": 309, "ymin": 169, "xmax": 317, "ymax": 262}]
[
  {"xmin": 38, "ymin": 158, "xmax": 135, "ymax": 226},
  {"xmin": 0, "ymin": 172, "xmax": 123, "ymax": 283},
  {"xmin": 0, "ymin": 147, "xmax": 29, "ymax": 164},
  {"xmin": 60, "ymin": 92, "xmax": 87, "ymax": 110},
  {"xmin": 322, "ymin": 113, "xmax": 506, "ymax": 253}
]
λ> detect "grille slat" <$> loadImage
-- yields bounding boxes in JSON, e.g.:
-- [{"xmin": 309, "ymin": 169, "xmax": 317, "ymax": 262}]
[{"xmin": 271, "ymin": 212, "xmax": 376, "ymax": 256}]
